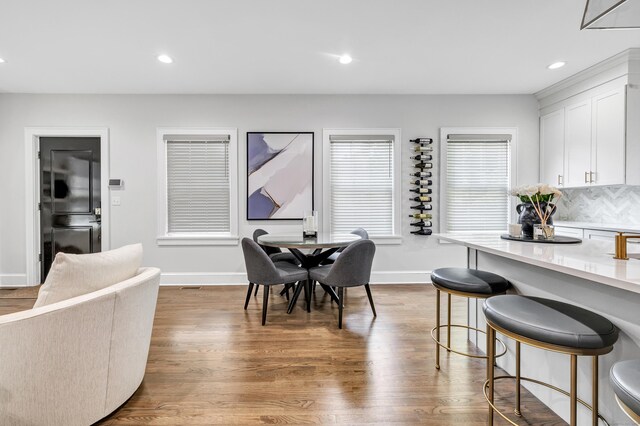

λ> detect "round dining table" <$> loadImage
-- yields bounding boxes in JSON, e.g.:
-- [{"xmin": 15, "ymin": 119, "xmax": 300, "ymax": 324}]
[{"xmin": 257, "ymin": 232, "xmax": 361, "ymax": 313}]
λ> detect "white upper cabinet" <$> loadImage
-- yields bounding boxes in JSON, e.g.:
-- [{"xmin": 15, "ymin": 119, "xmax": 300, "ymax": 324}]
[
  {"xmin": 591, "ymin": 88, "xmax": 626, "ymax": 186},
  {"xmin": 540, "ymin": 109, "xmax": 565, "ymax": 186},
  {"xmin": 538, "ymin": 86, "xmax": 628, "ymax": 188},
  {"xmin": 564, "ymin": 100, "xmax": 593, "ymax": 187},
  {"xmin": 536, "ymin": 49, "xmax": 639, "ymax": 188}
]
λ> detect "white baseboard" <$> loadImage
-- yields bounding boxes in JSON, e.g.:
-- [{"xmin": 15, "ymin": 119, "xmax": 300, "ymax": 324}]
[
  {"xmin": 370, "ymin": 270, "xmax": 430, "ymax": 284},
  {"xmin": 160, "ymin": 272, "xmax": 248, "ymax": 286},
  {"xmin": 160, "ymin": 270, "xmax": 431, "ymax": 286},
  {"xmin": 0, "ymin": 274, "xmax": 30, "ymax": 287},
  {"xmin": 0, "ymin": 270, "xmax": 431, "ymax": 287}
]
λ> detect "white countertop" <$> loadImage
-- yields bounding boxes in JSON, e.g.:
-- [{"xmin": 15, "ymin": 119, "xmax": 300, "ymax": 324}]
[
  {"xmin": 554, "ymin": 220, "xmax": 640, "ymax": 234},
  {"xmin": 436, "ymin": 232, "xmax": 640, "ymax": 294}
]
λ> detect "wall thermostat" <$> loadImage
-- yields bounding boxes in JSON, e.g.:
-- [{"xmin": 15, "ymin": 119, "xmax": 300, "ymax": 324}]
[{"xmin": 109, "ymin": 179, "xmax": 124, "ymax": 189}]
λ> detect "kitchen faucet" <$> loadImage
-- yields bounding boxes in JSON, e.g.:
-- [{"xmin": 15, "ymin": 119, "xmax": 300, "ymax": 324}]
[{"xmin": 614, "ymin": 233, "xmax": 640, "ymax": 260}]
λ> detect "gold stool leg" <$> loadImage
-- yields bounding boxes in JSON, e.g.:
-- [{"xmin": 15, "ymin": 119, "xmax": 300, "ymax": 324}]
[
  {"xmin": 488, "ymin": 326, "xmax": 495, "ymax": 425},
  {"xmin": 515, "ymin": 341, "xmax": 521, "ymax": 416},
  {"xmin": 446, "ymin": 293, "xmax": 452, "ymax": 352},
  {"xmin": 485, "ymin": 323, "xmax": 491, "ymax": 376},
  {"xmin": 593, "ymin": 356, "xmax": 599, "ymax": 426},
  {"xmin": 435, "ymin": 289, "xmax": 440, "ymax": 370},
  {"xmin": 570, "ymin": 354, "xmax": 578, "ymax": 426}
]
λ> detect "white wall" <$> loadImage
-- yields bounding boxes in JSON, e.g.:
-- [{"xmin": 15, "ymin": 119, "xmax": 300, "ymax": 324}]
[{"xmin": 0, "ymin": 94, "xmax": 539, "ymax": 286}]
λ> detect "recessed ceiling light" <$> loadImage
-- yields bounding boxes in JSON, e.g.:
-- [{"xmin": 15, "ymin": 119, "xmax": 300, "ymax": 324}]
[
  {"xmin": 0, "ymin": 57, "xmax": 5, "ymax": 63},
  {"xmin": 157, "ymin": 54, "xmax": 173, "ymax": 64},
  {"xmin": 547, "ymin": 61, "xmax": 566, "ymax": 70},
  {"xmin": 339, "ymin": 54, "xmax": 353, "ymax": 65}
]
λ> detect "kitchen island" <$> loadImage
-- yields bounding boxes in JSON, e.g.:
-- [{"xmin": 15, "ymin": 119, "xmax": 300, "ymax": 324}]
[{"xmin": 436, "ymin": 233, "xmax": 640, "ymax": 425}]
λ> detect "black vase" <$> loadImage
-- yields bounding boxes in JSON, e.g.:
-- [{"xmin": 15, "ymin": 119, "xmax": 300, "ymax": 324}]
[{"xmin": 516, "ymin": 202, "xmax": 556, "ymax": 239}]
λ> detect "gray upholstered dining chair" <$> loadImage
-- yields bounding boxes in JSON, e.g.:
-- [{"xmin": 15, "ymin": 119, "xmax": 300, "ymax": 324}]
[
  {"xmin": 241, "ymin": 238, "xmax": 308, "ymax": 325},
  {"xmin": 308, "ymin": 239, "xmax": 376, "ymax": 328},
  {"xmin": 252, "ymin": 229, "xmax": 299, "ymax": 298},
  {"xmin": 253, "ymin": 229, "xmax": 299, "ymax": 263},
  {"xmin": 323, "ymin": 228, "xmax": 369, "ymax": 265}
]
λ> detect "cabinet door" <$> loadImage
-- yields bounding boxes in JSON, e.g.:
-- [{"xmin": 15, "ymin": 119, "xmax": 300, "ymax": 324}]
[
  {"xmin": 554, "ymin": 226, "xmax": 584, "ymax": 239},
  {"xmin": 564, "ymin": 100, "xmax": 592, "ymax": 187},
  {"xmin": 592, "ymin": 88, "xmax": 626, "ymax": 186},
  {"xmin": 540, "ymin": 110, "xmax": 565, "ymax": 186},
  {"xmin": 584, "ymin": 229, "xmax": 617, "ymax": 242}
]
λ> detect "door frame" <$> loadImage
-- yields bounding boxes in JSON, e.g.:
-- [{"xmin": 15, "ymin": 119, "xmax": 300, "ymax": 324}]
[{"xmin": 25, "ymin": 127, "xmax": 111, "ymax": 285}]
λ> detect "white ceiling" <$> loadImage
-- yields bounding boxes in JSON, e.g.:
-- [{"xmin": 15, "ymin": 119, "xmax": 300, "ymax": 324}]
[{"xmin": 0, "ymin": 0, "xmax": 638, "ymax": 94}]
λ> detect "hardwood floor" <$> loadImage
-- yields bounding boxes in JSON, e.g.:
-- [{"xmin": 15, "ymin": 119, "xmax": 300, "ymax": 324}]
[
  {"xmin": 1, "ymin": 284, "xmax": 563, "ymax": 425},
  {"xmin": 0, "ymin": 286, "xmax": 40, "ymax": 315}
]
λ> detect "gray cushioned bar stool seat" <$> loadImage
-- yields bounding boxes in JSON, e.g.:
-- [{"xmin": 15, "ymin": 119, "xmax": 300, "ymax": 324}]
[
  {"xmin": 484, "ymin": 295, "xmax": 619, "ymax": 350},
  {"xmin": 611, "ymin": 360, "xmax": 640, "ymax": 424},
  {"xmin": 429, "ymin": 267, "xmax": 510, "ymax": 371},
  {"xmin": 483, "ymin": 294, "xmax": 619, "ymax": 426},
  {"xmin": 431, "ymin": 267, "xmax": 510, "ymax": 295}
]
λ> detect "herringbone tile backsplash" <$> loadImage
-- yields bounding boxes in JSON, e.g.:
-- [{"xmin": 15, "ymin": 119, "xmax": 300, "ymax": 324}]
[{"xmin": 555, "ymin": 185, "xmax": 640, "ymax": 225}]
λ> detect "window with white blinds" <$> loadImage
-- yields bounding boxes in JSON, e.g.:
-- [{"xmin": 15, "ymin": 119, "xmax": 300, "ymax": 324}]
[
  {"xmin": 445, "ymin": 134, "xmax": 511, "ymax": 233},
  {"xmin": 165, "ymin": 136, "xmax": 230, "ymax": 233},
  {"xmin": 329, "ymin": 135, "xmax": 395, "ymax": 236}
]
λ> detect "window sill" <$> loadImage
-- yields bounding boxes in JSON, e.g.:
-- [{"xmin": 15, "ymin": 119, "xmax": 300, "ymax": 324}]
[
  {"xmin": 370, "ymin": 235, "xmax": 403, "ymax": 245},
  {"xmin": 156, "ymin": 234, "xmax": 239, "ymax": 246}
]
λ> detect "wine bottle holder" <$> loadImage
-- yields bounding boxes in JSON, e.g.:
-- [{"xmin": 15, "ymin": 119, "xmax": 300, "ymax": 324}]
[{"xmin": 409, "ymin": 138, "xmax": 434, "ymax": 236}]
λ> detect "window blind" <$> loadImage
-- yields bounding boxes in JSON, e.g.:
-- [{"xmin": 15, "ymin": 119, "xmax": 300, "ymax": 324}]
[
  {"xmin": 445, "ymin": 135, "xmax": 510, "ymax": 232},
  {"xmin": 166, "ymin": 138, "xmax": 230, "ymax": 233},
  {"xmin": 330, "ymin": 135, "xmax": 394, "ymax": 236}
]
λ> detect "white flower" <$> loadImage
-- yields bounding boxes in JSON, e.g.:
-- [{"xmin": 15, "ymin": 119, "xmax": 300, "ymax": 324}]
[
  {"xmin": 511, "ymin": 183, "xmax": 563, "ymax": 198},
  {"xmin": 539, "ymin": 184, "xmax": 562, "ymax": 199},
  {"xmin": 521, "ymin": 185, "xmax": 539, "ymax": 197},
  {"xmin": 538, "ymin": 184, "xmax": 553, "ymax": 195}
]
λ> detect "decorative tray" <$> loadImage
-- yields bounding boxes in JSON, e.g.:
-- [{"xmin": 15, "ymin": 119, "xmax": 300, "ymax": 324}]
[{"xmin": 500, "ymin": 234, "xmax": 582, "ymax": 244}]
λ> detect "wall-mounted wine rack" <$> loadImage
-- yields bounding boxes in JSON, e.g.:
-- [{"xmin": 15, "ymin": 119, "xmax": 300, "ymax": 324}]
[{"xmin": 409, "ymin": 138, "xmax": 433, "ymax": 236}]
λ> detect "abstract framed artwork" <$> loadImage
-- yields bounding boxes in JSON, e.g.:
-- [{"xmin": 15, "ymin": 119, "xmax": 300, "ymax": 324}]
[{"xmin": 247, "ymin": 132, "xmax": 314, "ymax": 220}]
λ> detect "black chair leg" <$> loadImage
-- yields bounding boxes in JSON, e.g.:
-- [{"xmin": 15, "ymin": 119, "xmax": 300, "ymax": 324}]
[
  {"xmin": 288, "ymin": 282, "xmax": 304, "ymax": 314},
  {"xmin": 254, "ymin": 284, "xmax": 259, "ymax": 297},
  {"xmin": 302, "ymin": 280, "xmax": 308, "ymax": 312},
  {"xmin": 338, "ymin": 287, "xmax": 344, "ymax": 329},
  {"xmin": 262, "ymin": 284, "xmax": 269, "ymax": 326},
  {"xmin": 305, "ymin": 279, "xmax": 311, "ymax": 312},
  {"xmin": 364, "ymin": 283, "xmax": 377, "ymax": 317},
  {"xmin": 244, "ymin": 283, "xmax": 254, "ymax": 310},
  {"xmin": 281, "ymin": 282, "xmax": 295, "ymax": 299}
]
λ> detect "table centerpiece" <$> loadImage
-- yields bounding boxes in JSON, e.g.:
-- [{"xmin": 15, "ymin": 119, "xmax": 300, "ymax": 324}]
[{"xmin": 510, "ymin": 184, "xmax": 562, "ymax": 239}]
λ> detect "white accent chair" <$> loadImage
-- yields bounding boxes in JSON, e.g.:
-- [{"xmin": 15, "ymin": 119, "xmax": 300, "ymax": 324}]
[{"xmin": 0, "ymin": 267, "xmax": 161, "ymax": 425}]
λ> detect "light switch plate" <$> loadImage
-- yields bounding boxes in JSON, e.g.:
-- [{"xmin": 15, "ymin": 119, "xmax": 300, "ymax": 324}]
[{"xmin": 112, "ymin": 196, "xmax": 121, "ymax": 206}]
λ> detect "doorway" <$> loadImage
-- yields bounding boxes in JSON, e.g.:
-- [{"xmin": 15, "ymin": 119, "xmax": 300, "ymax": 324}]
[
  {"xmin": 25, "ymin": 128, "xmax": 110, "ymax": 285},
  {"xmin": 39, "ymin": 137, "xmax": 102, "ymax": 280}
]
